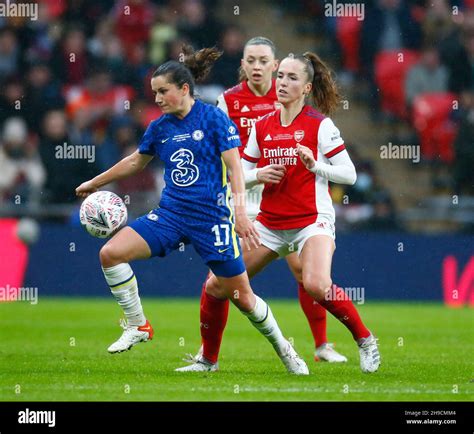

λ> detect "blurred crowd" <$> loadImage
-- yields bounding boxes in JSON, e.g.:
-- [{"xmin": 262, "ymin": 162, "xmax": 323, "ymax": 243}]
[
  {"xmin": 280, "ymin": 0, "xmax": 474, "ymax": 229},
  {"xmin": 0, "ymin": 0, "xmax": 238, "ymax": 212},
  {"xmin": 0, "ymin": 0, "xmax": 473, "ymax": 231}
]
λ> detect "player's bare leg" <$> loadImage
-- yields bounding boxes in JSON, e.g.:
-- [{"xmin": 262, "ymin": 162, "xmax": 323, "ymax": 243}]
[
  {"xmin": 300, "ymin": 235, "xmax": 380, "ymax": 372},
  {"xmin": 100, "ymin": 227, "xmax": 154, "ymax": 353},
  {"xmin": 176, "ymin": 245, "xmax": 308, "ymax": 374},
  {"xmin": 182, "ymin": 243, "xmax": 278, "ymax": 365},
  {"xmin": 286, "ymin": 252, "xmax": 347, "ymax": 363}
]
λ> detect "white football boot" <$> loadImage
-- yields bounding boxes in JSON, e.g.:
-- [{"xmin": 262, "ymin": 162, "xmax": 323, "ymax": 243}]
[
  {"xmin": 182, "ymin": 341, "xmax": 308, "ymax": 375},
  {"xmin": 315, "ymin": 343, "xmax": 348, "ymax": 363},
  {"xmin": 357, "ymin": 333, "xmax": 381, "ymax": 373},
  {"xmin": 278, "ymin": 340, "xmax": 309, "ymax": 375},
  {"xmin": 107, "ymin": 319, "xmax": 154, "ymax": 353},
  {"xmin": 182, "ymin": 344, "xmax": 204, "ymax": 364},
  {"xmin": 175, "ymin": 355, "xmax": 218, "ymax": 372}
]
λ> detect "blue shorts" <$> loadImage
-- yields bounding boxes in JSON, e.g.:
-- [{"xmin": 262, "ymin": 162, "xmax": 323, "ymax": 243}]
[{"xmin": 129, "ymin": 207, "xmax": 245, "ymax": 278}]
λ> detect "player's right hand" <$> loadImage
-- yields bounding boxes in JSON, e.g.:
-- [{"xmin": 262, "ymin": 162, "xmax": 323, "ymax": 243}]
[
  {"xmin": 75, "ymin": 180, "xmax": 98, "ymax": 198},
  {"xmin": 256, "ymin": 164, "xmax": 286, "ymax": 184},
  {"xmin": 235, "ymin": 214, "xmax": 261, "ymax": 251}
]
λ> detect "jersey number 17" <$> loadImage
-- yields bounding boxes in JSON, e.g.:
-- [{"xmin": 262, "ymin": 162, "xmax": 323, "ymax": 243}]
[{"xmin": 212, "ymin": 224, "xmax": 230, "ymax": 247}]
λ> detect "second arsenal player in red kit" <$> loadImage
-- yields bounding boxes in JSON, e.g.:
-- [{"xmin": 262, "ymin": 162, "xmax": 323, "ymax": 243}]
[{"xmin": 180, "ymin": 37, "xmax": 348, "ymax": 372}]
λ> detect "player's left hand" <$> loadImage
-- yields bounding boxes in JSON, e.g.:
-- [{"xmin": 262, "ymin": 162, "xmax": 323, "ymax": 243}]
[
  {"xmin": 297, "ymin": 144, "xmax": 316, "ymax": 170},
  {"xmin": 75, "ymin": 179, "xmax": 99, "ymax": 198},
  {"xmin": 235, "ymin": 214, "xmax": 261, "ymax": 251}
]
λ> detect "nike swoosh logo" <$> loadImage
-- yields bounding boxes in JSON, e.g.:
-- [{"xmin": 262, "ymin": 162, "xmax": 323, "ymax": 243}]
[
  {"xmin": 161, "ymin": 138, "xmax": 170, "ymax": 143},
  {"xmin": 218, "ymin": 247, "xmax": 230, "ymax": 253},
  {"xmin": 139, "ymin": 326, "xmax": 152, "ymax": 332}
]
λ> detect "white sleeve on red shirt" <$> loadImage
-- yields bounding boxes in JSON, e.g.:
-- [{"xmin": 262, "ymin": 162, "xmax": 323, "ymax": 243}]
[
  {"xmin": 216, "ymin": 93, "xmax": 229, "ymax": 115},
  {"xmin": 242, "ymin": 125, "xmax": 261, "ymax": 187},
  {"xmin": 242, "ymin": 125, "xmax": 261, "ymax": 162},
  {"xmin": 242, "ymin": 159, "xmax": 259, "ymax": 187},
  {"xmin": 309, "ymin": 150, "xmax": 357, "ymax": 185},
  {"xmin": 318, "ymin": 117, "xmax": 345, "ymax": 158},
  {"xmin": 308, "ymin": 117, "xmax": 356, "ymax": 184}
]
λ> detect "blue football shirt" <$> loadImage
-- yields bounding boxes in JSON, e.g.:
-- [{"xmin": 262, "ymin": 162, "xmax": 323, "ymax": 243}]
[{"xmin": 138, "ymin": 99, "xmax": 241, "ymax": 221}]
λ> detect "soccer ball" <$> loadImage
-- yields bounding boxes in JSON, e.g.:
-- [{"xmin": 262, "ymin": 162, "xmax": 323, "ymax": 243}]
[{"xmin": 79, "ymin": 191, "xmax": 127, "ymax": 238}]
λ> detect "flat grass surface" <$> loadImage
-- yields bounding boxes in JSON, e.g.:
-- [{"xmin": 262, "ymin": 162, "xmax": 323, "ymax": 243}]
[{"xmin": 0, "ymin": 298, "xmax": 472, "ymax": 401}]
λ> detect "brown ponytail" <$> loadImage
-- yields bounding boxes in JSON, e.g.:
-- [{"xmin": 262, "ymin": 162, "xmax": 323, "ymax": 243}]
[
  {"xmin": 297, "ymin": 52, "xmax": 341, "ymax": 116},
  {"xmin": 153, "ymin": 45, "xmax": 222, "ymax": 97},
  {"xmin": 181, "ymin": 45, "xmax": 222, "ymax": 84}
]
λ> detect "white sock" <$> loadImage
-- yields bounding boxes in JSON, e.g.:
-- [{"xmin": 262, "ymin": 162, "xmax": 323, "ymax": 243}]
[
  {"xmin": 102, "ymin": 263, "xmax": 146, "ymax": 327},
  {"xmin": 243, "ymin": 295, "xmax": 288, "ymax": 355}
]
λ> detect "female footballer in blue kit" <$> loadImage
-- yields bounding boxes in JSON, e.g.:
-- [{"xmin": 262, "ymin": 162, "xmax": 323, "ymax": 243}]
[{"xmin": 75, "ymin": 46, "xmax": 308, "ymax": 374}]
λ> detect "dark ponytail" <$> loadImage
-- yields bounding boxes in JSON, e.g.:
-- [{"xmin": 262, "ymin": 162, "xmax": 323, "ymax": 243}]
[
  {"xmin": 292, "ymin": 52, "xmax": 341, "ymax": 116},
  {"xmin": 152, "ymin": 45, "xmax": 222, "ymax": 97},
  {"xmin": 181, "ymin": 45, "xmax": 222, "ymax": 83}
]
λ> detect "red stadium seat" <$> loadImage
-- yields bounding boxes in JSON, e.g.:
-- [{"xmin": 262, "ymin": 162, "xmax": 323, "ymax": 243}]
[
  {"xmin": 374, "ymin": 50, "xmax": 420, "ymax": 119},
  {"xmin": 412, "ymin": 92, "xmax": 458, "ymax": 163},
  {"xmin": 43, "ymin": 0, "xmax": 66, "ymax": 18},
  {"xmin": 336, "ymin": 16, "xmax": 362, "ymax": 73}
]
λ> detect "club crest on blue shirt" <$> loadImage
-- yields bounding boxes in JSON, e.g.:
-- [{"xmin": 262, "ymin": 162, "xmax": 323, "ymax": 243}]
[
  {"xmin": 192, "ymin": 130, "xmax": 204, "ymax": 141},
  {"xmin": 147, "ymin": 213, "xmax": 159, "ymax": 221}
]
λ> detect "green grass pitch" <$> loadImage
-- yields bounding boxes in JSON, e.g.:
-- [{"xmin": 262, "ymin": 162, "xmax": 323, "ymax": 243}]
[{"xmin": 0, "ymin": 298, "xmax": 472, "ymax": 401}]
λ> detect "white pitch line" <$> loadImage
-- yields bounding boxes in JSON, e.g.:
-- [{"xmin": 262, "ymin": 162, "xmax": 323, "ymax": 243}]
[
  {"xmin": 188, "ymin": 386, "xmax": 473, "ymax": 395},
  {"xmin": 1, "ymin": 385, "xmax": 471, "ymax": 396}
]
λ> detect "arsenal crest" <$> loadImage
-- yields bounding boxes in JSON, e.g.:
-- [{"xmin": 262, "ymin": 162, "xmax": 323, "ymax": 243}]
[{"xmin": 294, "ymin": 130, "xmax": 305, "ymax": 142}]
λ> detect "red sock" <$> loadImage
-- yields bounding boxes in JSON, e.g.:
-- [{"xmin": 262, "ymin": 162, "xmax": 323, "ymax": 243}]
[
  {"xmin": 317, "ymin": 284, "xmax": 371, "ymax": 341},
  {"xmin": 298, "ymin": 283, "xmax": 327, "ymax": 347},
  {"xmin": 200, "ymin": 277, "xmax": 229, "ymax": 364}
]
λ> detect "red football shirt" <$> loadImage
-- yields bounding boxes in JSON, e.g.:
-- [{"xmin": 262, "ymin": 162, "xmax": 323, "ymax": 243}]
[
  {"xmin": 217, "ymin": 79, "xmax": 279, "ymax": 154},
  {"xmin": 243, "ymin": 105, "xmax": 346, "ymax": 230}
]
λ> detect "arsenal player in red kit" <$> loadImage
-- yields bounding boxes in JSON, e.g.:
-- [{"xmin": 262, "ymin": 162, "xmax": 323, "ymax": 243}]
[
  {"xmin": 178, "ymin": 48, "xmax": 380, "ymax": 373},
  {"xmin": 179, "ymin": 38, "xmax": 352, "ymax": 373}
]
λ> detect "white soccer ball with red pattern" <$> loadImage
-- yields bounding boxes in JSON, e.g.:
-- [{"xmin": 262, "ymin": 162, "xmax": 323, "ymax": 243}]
[{"xmin": 79, "ymin": 191, "xmax": 127, "ymax": 238}]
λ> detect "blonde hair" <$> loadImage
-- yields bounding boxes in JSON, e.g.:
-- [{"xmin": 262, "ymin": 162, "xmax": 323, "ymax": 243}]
[{"xmin": 239, "ymin": 36, "xmax": 276, "ymax": 82}]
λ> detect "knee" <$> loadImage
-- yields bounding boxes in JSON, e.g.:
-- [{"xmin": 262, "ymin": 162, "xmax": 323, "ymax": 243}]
[
  {"xmin": 303, "ymin": 273, "xmax": 332, "ymax": 302},
  {"xmin": 205, "ymin": 276, "xmax": 226, "ymax": 299},
  {"xmin": 206, "ymin": 275, "xmax": 255, "ymax": 312},
  {"xmin": 211, "ymin": 280, "xmax": 255, "ymax": 312},
  {"xmin": 99, "ymin": 244, "xmax": 123, "ymax": 268},
  {"xmin": 232, "ymin": 291, "xmax": 256, "ymax": 313}
]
